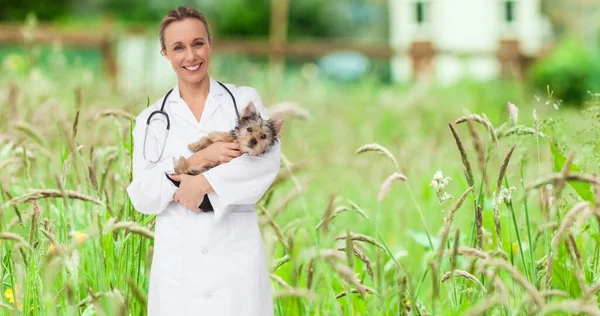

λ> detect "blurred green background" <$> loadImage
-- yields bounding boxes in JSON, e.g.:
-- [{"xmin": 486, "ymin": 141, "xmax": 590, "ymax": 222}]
[
  {"xmin": 2, "ymin": 0, "xmax": 600, "ymax": 315},
  {"xmin": 1, "ymin": 0, "xmax": 599, "ymax": 103}
]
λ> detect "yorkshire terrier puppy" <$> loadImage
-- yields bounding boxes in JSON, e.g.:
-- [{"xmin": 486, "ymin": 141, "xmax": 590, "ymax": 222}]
[{"xmin": 174, "ymin": 102, "xmax": 284, "ymax": 175}]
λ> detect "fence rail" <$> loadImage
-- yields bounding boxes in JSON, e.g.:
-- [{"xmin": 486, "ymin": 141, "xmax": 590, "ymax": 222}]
[
  {"xmin": 0, "ymin": 23, "xmax": 395, "ymax": 82},
  {"xmin": 0, "ymin": 22, "xmax": 535, "ymax": 83},
  {"xmin": 0, "ymin": 23, "xmax": 118, "ymax": 82},
  {"xmin": 212, "ymin": 39, "xmax": 394, "ymax": 59}
]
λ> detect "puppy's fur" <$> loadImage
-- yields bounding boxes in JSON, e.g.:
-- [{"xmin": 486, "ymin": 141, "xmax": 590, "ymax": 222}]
[{"xmin": 174, "ymin": 102, "xmax": 283, "ymax": 175}]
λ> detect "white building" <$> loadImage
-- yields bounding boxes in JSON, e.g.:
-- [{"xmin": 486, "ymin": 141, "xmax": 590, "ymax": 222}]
[{"xmin": 388, "ymin": 0, "xmax": 551, "ymax": 84}]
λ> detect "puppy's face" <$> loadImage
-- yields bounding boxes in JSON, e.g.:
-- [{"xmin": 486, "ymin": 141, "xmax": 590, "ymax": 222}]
[{"xmin": 232, "ymin": 102, "xmax": 283, "ymax": 156}]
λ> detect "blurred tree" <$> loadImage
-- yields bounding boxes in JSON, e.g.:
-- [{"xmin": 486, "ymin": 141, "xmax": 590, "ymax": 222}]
[
  {"xmin": 0, "ymin": 0, "xmax": 361, "ymax": 39},
  {"xmin": 0, "ymin": 0, "xmax": 70, "ymax": 21},
  {"xmin": 101, "ymin": 0, "xmax": 174, "ymax": 23},
  {"xmin": 0, "ymin": 0, "xmax": 386, "ymax": 43},
  {"xmin": 205, "ymin": 0, "xmax": 271, "ymax": 38},
  {"xmin": 204, "ymin": 0, "xmax": 355, "ymax": 39},
  {"xmin": 528, "ymin": 38, "xmax": 600, "ymax": 106},
  {"xmin": 287, "ymin": 0, "xmax": 353, "ymax": 39}
]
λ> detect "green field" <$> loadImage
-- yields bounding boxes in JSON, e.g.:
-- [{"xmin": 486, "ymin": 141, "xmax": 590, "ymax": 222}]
[{"xmin": 1, "ymin": 48, "xmax": 600, "ymax": 315}]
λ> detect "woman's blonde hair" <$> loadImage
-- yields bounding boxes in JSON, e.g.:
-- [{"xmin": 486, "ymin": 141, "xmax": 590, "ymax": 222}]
[{"xmin": 159, "ymin": 6, "xmax": 212, "ymax": 53}]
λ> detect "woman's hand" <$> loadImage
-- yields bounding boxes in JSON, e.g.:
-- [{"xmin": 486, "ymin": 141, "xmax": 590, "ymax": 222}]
[
  {"xmin": 195, "ymin": 141, "xmax": 242, "ymax": 166},
  {"xmin": 169, "ymin": 174, "xmax": 213, "ymax": 212}
]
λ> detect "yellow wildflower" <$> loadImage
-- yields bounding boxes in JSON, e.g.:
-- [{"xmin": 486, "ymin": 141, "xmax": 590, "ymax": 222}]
[
  {"xmin": 74, "ymin": 231, "xmax": 89, "ymax": 244},
  {"xmin": 512, "ymin": 243, "xmax": 519, "ymax": 255},
  {"xmin": 4, "ymin": 288, "xmax": 14, "ymax": 303}
]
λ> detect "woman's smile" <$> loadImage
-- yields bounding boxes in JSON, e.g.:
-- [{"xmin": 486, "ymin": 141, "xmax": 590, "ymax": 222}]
[
  {"xmin": 183, "ymin": 62, "xmax": 203, "ymax": 73},
  {"xmin": 184, "ymin": 63, "xmax": 201, "ymax": 71}
]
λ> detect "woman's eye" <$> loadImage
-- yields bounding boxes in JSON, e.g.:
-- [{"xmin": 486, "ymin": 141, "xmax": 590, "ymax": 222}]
[
  {"xmin": 174, "ymin": 46, "xmax": 183, "ymax": 51},
  {"xmin": 260, "ymin": 134, "xmax": 266, "ymax": 139},
  {"xmin": 195, "ymin": 42, "xmax": 204, "ymax": 47},
  {"xmin": 246, "ymin": 127, "xmax": 252, "ymax": 132}
]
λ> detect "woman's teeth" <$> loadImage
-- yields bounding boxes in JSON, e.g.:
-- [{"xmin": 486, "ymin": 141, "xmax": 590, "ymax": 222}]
[{"xmin": 184, "ymin": 64, "xmax": 200, "ymax": 71}]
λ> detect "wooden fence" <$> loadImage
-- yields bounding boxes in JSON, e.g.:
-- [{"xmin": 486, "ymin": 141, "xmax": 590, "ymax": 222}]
[
  {"xmin": 0, "ymin": 23, "xmax": 118, "ymax": 79},
  {"xmin": 0, "ymin": 22, "xmax": 395, "ymax": 83}
]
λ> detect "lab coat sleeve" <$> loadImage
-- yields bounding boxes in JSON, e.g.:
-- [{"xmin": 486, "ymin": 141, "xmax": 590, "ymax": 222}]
[
  {"xmin": 203, "ymin": 87, "xmax": 281, "ymax": 222},
  {"xmin": 126, "ymin": 112, "xmax": 179, "ymax": 215}
]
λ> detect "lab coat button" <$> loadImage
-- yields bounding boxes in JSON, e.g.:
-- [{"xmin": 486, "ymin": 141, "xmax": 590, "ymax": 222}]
[{"xmin": 201, "ymin": 247, "xmax": 208, "ymax": 255}]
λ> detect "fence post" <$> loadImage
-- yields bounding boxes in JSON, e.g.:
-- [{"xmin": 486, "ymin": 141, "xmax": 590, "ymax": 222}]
[
  {"xmin": 496, "ymin": 39, "xmax": 524, "ymax": 81},
  {"xmin": 99, "ymin": 36, "xmax": 117, "ymax": 90},
  {"xmin": 268, "ymin": 0, "xmax": 289, "ymax": 92}
]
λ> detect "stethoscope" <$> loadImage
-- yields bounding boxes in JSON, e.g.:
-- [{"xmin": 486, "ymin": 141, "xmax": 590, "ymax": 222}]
[{"xmin": 143, "ymin": 81, "xmax": 240, "ymax": 163}]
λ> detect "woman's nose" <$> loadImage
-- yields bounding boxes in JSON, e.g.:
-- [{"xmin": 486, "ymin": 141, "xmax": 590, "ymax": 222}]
[{"xmin": 185, "ymin": 47, "xmax": 196, "ymax": 60}]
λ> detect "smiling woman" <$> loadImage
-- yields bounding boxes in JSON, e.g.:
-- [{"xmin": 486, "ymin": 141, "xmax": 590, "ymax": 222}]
[
  {"xmin": 126, "ymin": 6, "xmax": 280, "ymax": 316},
  {"xmin": 159, "ymin": 9, "xmax": 212, "ymax": 88}
]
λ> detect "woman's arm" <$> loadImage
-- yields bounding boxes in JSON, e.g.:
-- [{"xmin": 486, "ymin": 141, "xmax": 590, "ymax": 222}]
[
  {"xmin": 202, "ymin": 87, "xmax": 281, "ymax": 221},
  {"xmin": 202, "ymin": 143, "xmax": 280, "ymax": 205},
  {"xmin": 177, "ymin": 140, "xmax": 241, "ymax": 174},
  {"xmin": 126, "ymin": 111, "xmax": 179, "ymax": 215}
]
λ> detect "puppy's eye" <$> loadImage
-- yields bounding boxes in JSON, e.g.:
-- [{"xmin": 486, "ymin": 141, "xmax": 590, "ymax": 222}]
[
  {"xmin": 246, "ymin": 127, "xmax": 252, "ymax": 132},
  {"xmin": 260, "ymin": 134, "xmax": 266, "ymax": 139}
]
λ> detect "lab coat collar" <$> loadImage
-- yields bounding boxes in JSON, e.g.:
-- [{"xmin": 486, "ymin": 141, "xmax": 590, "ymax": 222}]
[
  {"xmin": 167, "ymin": 76, "xmax": 226, "ymax": 130},
  {"xmin": 200, "ymin": 77, "xmax": 226, "ymax": 128}
]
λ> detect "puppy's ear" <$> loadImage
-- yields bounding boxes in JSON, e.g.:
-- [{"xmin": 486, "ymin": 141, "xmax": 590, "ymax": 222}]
[
  {"xmin": 242, "ymin": 102, "xmax": 258, "ymax": 118},
  {"xmin": 271, "ymin": 117, "xmax": 284, "ymax": 137}
]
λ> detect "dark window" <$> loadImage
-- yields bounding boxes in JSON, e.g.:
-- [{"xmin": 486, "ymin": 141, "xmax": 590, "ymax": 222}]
[
  {"xmin": 505, "ymin": 1, "xmax": 515, "ymax": 22},
  {"xmin": 416, "ymin": 1, "xmax": 425, "ymax": 24}
]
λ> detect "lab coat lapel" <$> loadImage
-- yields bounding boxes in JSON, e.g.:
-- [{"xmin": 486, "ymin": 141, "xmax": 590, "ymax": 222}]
[
  {"xmin": 198, "ymin": 77, "xmax": 225, "ymax": 130},
  {"xmin": 168, "ymin": 84, "xmax": 200, "ymax": 130}
]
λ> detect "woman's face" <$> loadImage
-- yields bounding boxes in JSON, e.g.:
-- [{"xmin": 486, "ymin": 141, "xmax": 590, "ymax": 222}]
[{"xmin": 162, "ymin": 18, "xmax": 211, "ymax": 85}]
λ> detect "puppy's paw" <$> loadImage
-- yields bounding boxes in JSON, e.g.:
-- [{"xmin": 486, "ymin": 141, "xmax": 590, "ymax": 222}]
[{"xmin": 187, "ymin": 142, "xmax": 201, "ymax": 152}]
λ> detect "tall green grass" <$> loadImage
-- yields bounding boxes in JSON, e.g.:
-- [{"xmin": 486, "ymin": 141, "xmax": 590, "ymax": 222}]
[{"xmin": 0, "ymin": 49, "xmax": 599, "ymax": 315}]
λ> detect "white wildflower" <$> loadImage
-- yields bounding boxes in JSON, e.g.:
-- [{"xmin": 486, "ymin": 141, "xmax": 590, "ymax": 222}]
[
  {"xmin": 430, "ymin": 171, "xmax": 453, "ymax": 205},
  {"xmin": 545, "ymin": 99, "xmax": 562, "ymax": 110},
  {"xmin": 492, "ymin": 186, "xmax": 516, "ymax": 208},
  {"xmin": 507, "ymin": 102, "xmax": 518, "ymax": 126},
  {"xmin": 532, "ymin": 109, "xmax": 539, "ymax": 134},
  {"xmin": 439, "ymin": 192, "xmax": 453, "ymax": 205},
  {"xmin": 431, "ymin": 171, "xmax": 451, "ymax": 191}
]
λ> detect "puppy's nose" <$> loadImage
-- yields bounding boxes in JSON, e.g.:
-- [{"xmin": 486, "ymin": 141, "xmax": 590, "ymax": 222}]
[{"xmin": 249, "ymin": 138, "xmax": 257, "ymax": 146}]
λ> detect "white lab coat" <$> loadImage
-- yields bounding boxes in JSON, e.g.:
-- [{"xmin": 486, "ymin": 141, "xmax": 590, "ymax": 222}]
[{"xmin": 126, "ymin": 77, "xmax": 279, "ymax": 316}]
